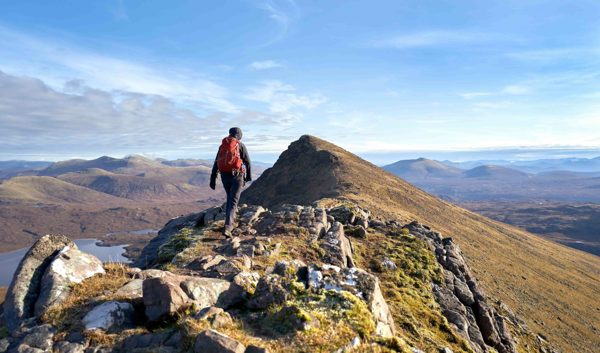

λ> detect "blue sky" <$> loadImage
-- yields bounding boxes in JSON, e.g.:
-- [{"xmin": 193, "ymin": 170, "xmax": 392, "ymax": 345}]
[{"xmin": 1, "ymin": 0, "xmax": 600, "ymax": 162}]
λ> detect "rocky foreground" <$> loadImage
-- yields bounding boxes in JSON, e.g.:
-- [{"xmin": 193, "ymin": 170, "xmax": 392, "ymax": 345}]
[{"xmin": 0, "ymin": 200, "xmax": 553, "ymax": 353}]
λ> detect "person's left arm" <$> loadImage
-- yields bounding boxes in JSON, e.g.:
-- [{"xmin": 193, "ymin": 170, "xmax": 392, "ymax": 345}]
[{"xmin": 240, "ymin": 143, "xmax": 252, "ymax": 182}]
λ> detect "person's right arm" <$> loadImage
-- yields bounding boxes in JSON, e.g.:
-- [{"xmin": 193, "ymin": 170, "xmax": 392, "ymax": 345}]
[{"xmin": 209, "ymin": 151, "xmax": 219, "ymax": 190}]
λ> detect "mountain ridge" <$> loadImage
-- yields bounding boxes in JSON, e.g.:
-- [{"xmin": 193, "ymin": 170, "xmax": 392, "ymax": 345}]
[{"xmin": 243, "ymin": 135, "xmax": 600, "ymax": 353}]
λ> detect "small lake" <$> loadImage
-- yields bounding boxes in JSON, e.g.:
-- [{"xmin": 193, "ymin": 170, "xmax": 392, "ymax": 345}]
[{"xmin": 0, "ymin": 239, "xmax": 130, "ymax": 286}]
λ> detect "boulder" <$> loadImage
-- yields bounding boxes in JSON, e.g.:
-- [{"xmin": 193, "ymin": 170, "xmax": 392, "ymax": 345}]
[
  {"xmin": 194, "ymin": 330, "xmax": 245, "ymax": 353},
  {"xmin": 320, "ymin": 222, "xmax": 354, "ymax": 268},
  {"xmin": 195, "ymin": 307, "xmax": 233, "ymax": 329},
  {"xmin": 248, "ymin": 275, "xmax": 290, "ymax": 310},
  {"xmin": 143, "ymin": 276, "xmax": 190, "ymax": 322},
  {"xmin": 115, "ymin": 279, "xmax": 144, "ymax": 300},
  {"xmin": 3, "ymin": 234, "xmax": 74, "ymax": 331},
  {"xmin": 316, "ymin": 267, "xmax": 395, "ymax": 337},
  {"xmin": 34, "ymin": 246, "xmax": 105, "ymax": 316},
  {"xmin": 180, "ymin": 277, "xmax": 242, "ymax": 309},
  {"xmin": 83, "ymin": 301, "xmax": 135, "ymax": 331}
]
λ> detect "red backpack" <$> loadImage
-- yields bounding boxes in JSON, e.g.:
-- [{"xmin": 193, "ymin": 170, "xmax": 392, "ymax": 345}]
[{"xmin": 217, "ymin": 136, "xmax": 243, "ymax": 172}]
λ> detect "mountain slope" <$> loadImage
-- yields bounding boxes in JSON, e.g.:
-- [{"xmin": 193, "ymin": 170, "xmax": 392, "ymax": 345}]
[
  {"xmin": 242, "ymin": 135, "xmax": 600, "ymax": 353},
  {"xmin": 383, "ymin": 158, "xmax": 463, "ymax": 178},
  {"xmin": 0, "ymin": 176, "xmax": 135, "ymax": 205}
]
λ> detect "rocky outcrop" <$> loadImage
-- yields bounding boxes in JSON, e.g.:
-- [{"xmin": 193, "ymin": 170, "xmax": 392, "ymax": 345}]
[
  {"xmin": 34, "ymin": 246, "xmax": 105, "ymax": 316},
  {"xmin": 308, "ymin": 265, "xmax": 395, "ymax": 337},
  {"xmin": 2, "ymin": 235, "xmax": 103, "ymax": 331},
  {"xmin": 406, "ymin": 221, "xmax": 518, "ymax": 353}
]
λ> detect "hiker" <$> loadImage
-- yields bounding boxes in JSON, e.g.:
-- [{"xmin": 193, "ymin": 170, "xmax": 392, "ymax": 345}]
[{"xmin": 209, "ymin": 127, "xmax": 252, "ymax": 237}]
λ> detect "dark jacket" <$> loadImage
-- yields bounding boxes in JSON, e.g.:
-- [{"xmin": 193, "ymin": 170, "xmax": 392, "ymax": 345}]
[{"xmin": 210, "ymin": 138, "xmax": 252, "ymax": 184}]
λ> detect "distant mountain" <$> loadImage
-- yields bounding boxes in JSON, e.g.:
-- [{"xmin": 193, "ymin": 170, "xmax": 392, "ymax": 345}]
[
  {"xmin": 443, "ymin": 156, "xmax": 600, "ymax": 173},
  {"xmin": 160, "ymin": 158, "xmax": 212, "ymax": 167},
  {"xmin": 0, "ymin": 161, "xmax": 53, "ymax": 180},
  {"xmin": 383, "ymin": 158, "xmax": 463, "ymax": 178},
  {"xmin": 38, "ymin": 155, "xmax": 167, "ymax": 177},
  {"xmin": 463, "ymin": 165, "xmax": 531, "ymax": 179}
]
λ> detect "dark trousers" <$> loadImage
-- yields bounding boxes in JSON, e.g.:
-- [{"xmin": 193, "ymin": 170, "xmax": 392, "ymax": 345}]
[{"xmin": 221, "ymin": 172, "xmax": 244, "ymax": 231}]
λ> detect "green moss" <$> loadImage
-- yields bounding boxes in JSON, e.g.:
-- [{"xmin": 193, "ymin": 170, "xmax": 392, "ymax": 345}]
[
  {"xmin": 156, "ymin": 227, "xmax": 197, "ymax": 264},
  {"xmin": 351, "ymin": 229, "xmax": 472, "ymax": 353}
]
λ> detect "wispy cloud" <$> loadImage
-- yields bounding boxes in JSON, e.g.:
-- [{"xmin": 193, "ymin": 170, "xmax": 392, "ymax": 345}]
[
  {"xmin": 249, "ymin": 60, "xmax": 284, "ymax": 70},
  {"xmin": 505, "ymin": 47, "xmax": 598, "ymax": 63},
  {"xmin": 0, "ymin": 25, "xmax": 238, "ymax": 113},
  {"xmin": 368, "ymin": 30, "xmax": 499, "ymax": 49},
  {"xmin": 254, "ymin": 0, "xmax": 299, "ymax": 46},
  {"xmin": 460, "ymin": 92, "xmax": 493, "ymax": 100},
  {"xmin": 243, "ymin": 80, "xmax": 326, "ymax": 123}
]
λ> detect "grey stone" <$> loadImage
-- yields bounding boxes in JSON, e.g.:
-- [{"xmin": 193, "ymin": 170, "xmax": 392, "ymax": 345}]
[
  {"xmin": 20, "ymin": 324, "xmax": 55, "ymax": 351},
  {"xmin": 320, "ymin": 222, "xmax": 354, "ymax": 268},
  {"xmin": 83, "ymin": 301, "xmax": 134, "ymax": 332},
  {"xmin": 248, "ymin": 275, "xmax": 289, "ymax": 310},
  {"xmin": 316, "ymin": 267, "xmax": 395, "ymax": 337},
  {"xmin": 3, "ymin": 234, "xmax": 74, "ymax": 331},
  {"xmin": 194, "ymin": 329, "xmax": 245, "ymax": 353},
  {"xmin": 35, "ymin": 246, "xmax": 105, "ymax": 316},
  {"xmin": 53, "ymin": 341, "xmax": 87, "ymax": 353},
  {"xmin": 115, "ymin": 279, "xmax": 144, "ymax": 300},
  {"xmin": 180, "ymin": 277, "xmax": 241, "ymax": 309}
]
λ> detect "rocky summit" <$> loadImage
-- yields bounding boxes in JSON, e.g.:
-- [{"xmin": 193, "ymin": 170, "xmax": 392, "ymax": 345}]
[{"xmin": 0, "ymin": 135, "xmax": 591, "ymax": 353}]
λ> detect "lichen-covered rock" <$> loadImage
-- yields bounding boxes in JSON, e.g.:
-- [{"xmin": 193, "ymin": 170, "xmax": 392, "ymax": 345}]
[
  {"xmin": 135, "ymin": 212, "xmax": 204, "ymax": 268},
  {"xmin": 34, "ymin": 246, "xmax": 105, "ymax": 316},
  {"xmin": 314, "ymin": 266, "xmax": 395, "ymax": 337},
  {"xmin": 248, "ymin": 275, "xmax": 290, "ymax": 310},
  {"xmin": 115, "ymin": 279, "xmax": 144, "ymax": 300},
  {"xmin": 180, "ymin": 277, "xmax": 242, "ymax": 309},
  {"xmin": 414, "ymin": 225, "xmax": 517, "ymax": 353},
  {"xmin": 3, "ymin": 235, "xmax": 74, "ymax": 331},
  {"xmin": 320, "ymin": 222, "xmax": 354, "ymax": 268},
  {"xmin": 194, "ymin": 329, "xmax": 245, "ymax": 353},
  {"xmin": 17, "ymin": 324, "xmax": 55, "ymax": 352},
  {"xmin": 83, "ymin": 301, "xmax": 135, "ymax": 332}
]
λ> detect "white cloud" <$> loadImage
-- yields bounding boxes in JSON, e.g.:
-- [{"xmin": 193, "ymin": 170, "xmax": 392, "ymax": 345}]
[
  {"xmin": 244, "ymin": 80, "xmax": 326, "ymax": 123},
  {"xmin": 0, "ymin": 25, "xmax": 239, "ymax": 114},
  {"xmin": 502, "ymin": 85, "xmax": 530, "ymax": 95},
  {"xmin": 254, "ymin": 0, "xmax": 299, "ymax": 46},
  {"xmin": 249, "ymin": 60, "xmax": 284, "ymax": 70},
  {"xmin": 368, "ymin": 30, "xmax": 498, "ymax": 49},
  {"xmin": 460, "ymin": 92, "xmax": 493, "ymax": 99}
]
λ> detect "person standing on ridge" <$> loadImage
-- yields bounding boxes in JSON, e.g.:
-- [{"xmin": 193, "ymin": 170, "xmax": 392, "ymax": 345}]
[{"xmin": 209, "ymin": 127, "xmax": 252, "ymax": 237}]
